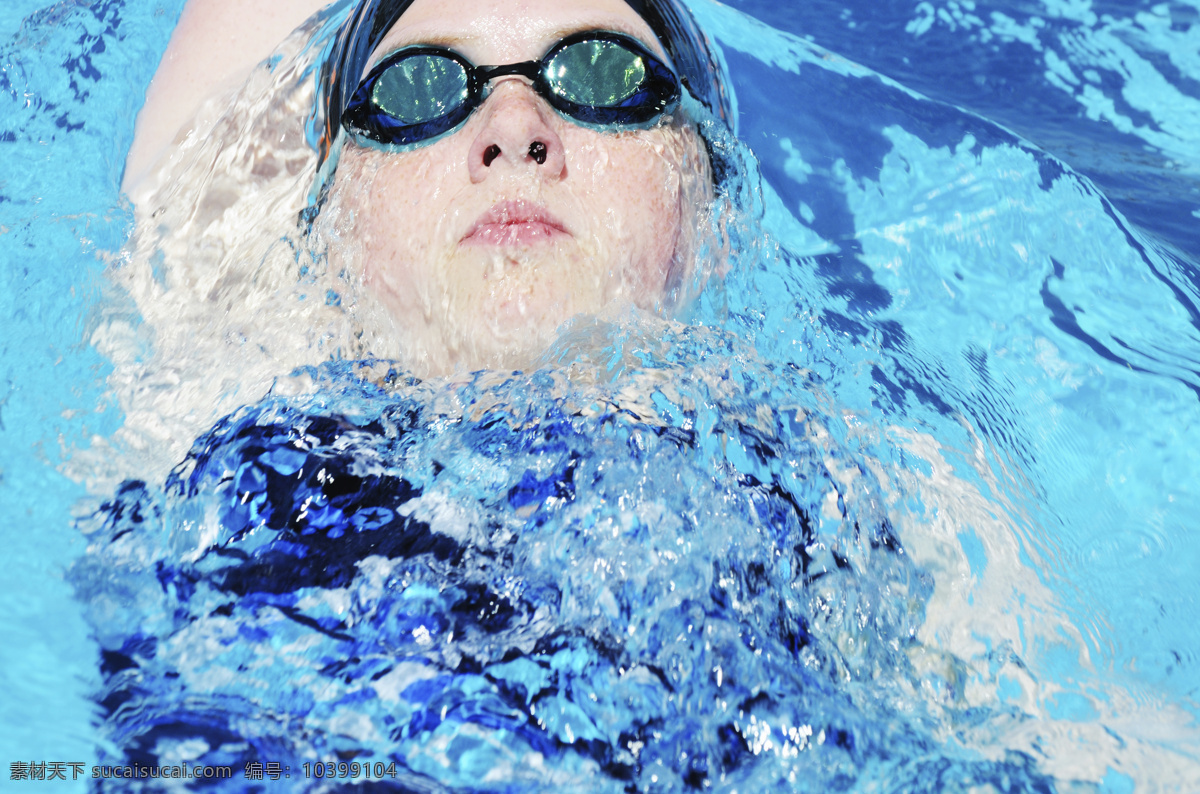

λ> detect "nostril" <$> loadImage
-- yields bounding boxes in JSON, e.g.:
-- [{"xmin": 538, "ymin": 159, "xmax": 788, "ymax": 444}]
[
  {"xmin": 483, "ymin": 144, "xmax": 502, "ymax": 167},
  {"xmin": 528, "ymin": 141, "xmax": 548, "ymax": 165}
]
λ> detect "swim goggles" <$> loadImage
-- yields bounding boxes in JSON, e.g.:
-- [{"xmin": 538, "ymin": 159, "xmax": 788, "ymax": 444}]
[{"xmin": 341, "ymin": 31, "xmax": 681, "ymax": 149}]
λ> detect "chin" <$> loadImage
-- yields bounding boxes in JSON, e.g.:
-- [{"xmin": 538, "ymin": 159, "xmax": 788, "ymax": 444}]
[{"xmin": 369, "ymin": 247, "xmax": 672, "ymax": 376}]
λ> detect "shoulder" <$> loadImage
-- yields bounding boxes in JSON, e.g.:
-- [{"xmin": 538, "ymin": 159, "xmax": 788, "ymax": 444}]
[{"xmin": 123, "ymin": 0, "xmax": 331, "ymax": 194}]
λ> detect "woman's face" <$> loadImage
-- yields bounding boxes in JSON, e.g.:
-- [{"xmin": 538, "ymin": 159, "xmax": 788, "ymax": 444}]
[{"xmin": 327, "ymin": 0, "xmax": 710, "ymax": 376}]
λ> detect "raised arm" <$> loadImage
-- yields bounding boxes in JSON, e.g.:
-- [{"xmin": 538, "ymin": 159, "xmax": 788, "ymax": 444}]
[{"xmin": 123, "ymin": 0, "xmax": 331, "ymax": 193}]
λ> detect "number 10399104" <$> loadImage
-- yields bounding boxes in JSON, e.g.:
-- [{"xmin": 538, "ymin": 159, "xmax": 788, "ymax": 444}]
[{"xmin": 302, "ymin": 761, "xmax": 398, "ymax": 779}]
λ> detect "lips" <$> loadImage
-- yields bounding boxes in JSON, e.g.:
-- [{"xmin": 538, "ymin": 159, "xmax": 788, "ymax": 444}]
[{"xmin": 462, "ymin": 200, "xmax": 568, "ymax": 247}]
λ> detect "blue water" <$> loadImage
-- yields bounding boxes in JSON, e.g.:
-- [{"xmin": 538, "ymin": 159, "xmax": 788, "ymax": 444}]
[{"xmin": 3, "ymin": 0, "xmax": 1199, "ymax": 790}]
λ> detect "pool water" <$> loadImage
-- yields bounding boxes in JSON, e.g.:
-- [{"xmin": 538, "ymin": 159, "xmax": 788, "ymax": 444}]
[{"xmin": 2, "ymin": 0, "xmax": 1199, "ymax": 791}]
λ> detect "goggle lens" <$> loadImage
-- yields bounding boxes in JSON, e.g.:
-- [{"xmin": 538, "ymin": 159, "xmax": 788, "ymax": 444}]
[
  {"xmin": 371, "ymin": 54, "xmax": 470, "ymax": 124},
  {"xmin": 545, "ymin": 39, "xmax": 647, "ymax": 108}
]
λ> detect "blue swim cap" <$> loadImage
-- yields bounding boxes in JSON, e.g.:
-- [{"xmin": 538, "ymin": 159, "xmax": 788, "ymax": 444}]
[{"xmin": 316, "ymin": 0, "xmax": 734, "ymax": 170}]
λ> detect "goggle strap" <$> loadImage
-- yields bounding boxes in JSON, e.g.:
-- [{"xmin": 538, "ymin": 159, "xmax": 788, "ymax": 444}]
[{"xmin": 474, "ymin": 62, "xmax": 544, "ymax": 84}]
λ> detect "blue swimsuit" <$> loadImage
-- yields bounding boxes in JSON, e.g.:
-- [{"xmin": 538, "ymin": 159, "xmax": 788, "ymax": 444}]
[{"xmin": 70, "ymin": 370, "xmax": 1046, "ymax": 791}]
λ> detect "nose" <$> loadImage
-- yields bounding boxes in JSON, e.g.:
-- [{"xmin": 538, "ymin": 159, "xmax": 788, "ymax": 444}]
[{"xmin": 467, "ymin": 79, "xmax": 567, "ymax": 184}]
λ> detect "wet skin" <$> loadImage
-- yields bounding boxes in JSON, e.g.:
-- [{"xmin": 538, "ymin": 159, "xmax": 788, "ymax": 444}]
[{"xmin": 328, "ymin": 0, "xmax": 710, "ymax": 375}]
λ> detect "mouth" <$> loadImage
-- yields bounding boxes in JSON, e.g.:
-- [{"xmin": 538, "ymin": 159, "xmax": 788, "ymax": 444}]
[{"xmin": 461, "ymin": 200, "xmax": 569, "ymax": 247}]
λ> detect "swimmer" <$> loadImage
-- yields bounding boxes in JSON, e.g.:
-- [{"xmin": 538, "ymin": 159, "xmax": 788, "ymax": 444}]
[{"xmin": 124, "ymin": 0, "xmax": 734, "ymax": 378}]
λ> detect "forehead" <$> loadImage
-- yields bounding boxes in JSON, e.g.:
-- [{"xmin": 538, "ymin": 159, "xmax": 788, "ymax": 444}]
[{"xmin": 370, "ymin": 0, "xmax": 665, "ymax": 65}]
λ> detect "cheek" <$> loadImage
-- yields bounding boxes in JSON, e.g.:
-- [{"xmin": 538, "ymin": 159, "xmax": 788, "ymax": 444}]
[
  {"xmin": 336, "ymin": 148, "xmax": 460, "ymax": 310},
  {"xmin": 573, "ymin": 131, "xmax": 686, "ymax": 291}
]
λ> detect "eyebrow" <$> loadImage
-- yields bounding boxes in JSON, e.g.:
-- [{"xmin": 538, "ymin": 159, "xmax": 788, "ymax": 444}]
[
  {"xmin": 383, "ymin": 30, "xmax": 474, "ymax": 52},
  {"xmin": 370, "ymin": 17, "xmax": 664, "ymax": 68}
]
